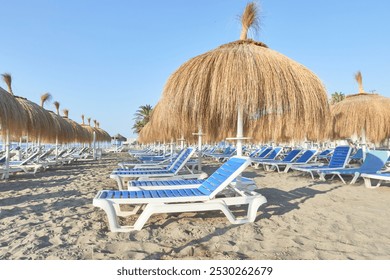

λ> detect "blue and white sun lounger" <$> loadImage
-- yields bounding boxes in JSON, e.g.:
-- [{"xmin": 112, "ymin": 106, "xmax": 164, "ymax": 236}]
[
  {"xmin": 281, "ymin": 149, "xmax": 318, "ymax": 173},
  {"xmin": 93, "ymin": 156, "xmax": 267, "ymax": 232},
  {"xmin": 258, "ymin": 149, "xmax": 302, "ymax": 171},
  {"xmin": 317, "ymin": 150, "xmax": 390, "ymax": 184},
  {"xmin": 251, "ymin": 147, "xmax": 283, "ymax": 169},
  {"xmin": 291, "ymin": 146, "xmax": 352, "ymax": 180},
  {"xmin": 110, "ymin": 148, "xmax": 202, "ymax": 189}
]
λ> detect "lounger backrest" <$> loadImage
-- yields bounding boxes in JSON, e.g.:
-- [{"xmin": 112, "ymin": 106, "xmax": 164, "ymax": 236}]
[
  {"xmin": 281, "ymin": 149, "xmax": 302, "ymax": 162},
  {"xmin": 249, "ymin": 146, "xmax": 267, "ymax": 157},
  {"xmin": 295, "ymin": 150, "xmax": 317, "ymax": 163},
  {"xmin": 197, "ymin": 156, "xmax": 251, "ymax": 199},
  {"xmin": 318, "ymin": 149, "xmax": 333, "ymax": 157},
  {"xmin": 350, "ymin": 148, "xmax": 363, "ymax": 160},
  {"xmin": 328, "ymin": 146, "xmax": 352, "ymax": 168},
  {"xmin": 265, "ymin": 147, "xmax": 283, "ymax": 160},
  {"xmin": 20, "ymin": 151, "xmax": 40, "ymax": 165},
  {"xmin": 161, "ymin": 149, "xmax": 185, "ymax": 170},
  {"xmin": 169, "ymin": 148, "xmax": 195, "ymax": 173},
  {"xmin": 359, "ymin": 150, "xmax": 390, "ymax": 172},
  {"xmin": 256, "ymin": 147, "xmax": 273, "ymax": 158}
]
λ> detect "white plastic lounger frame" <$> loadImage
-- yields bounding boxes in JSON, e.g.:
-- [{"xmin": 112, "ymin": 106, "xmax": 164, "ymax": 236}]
[
  {"xmin": 93, "ymin": 156, "xmax": 267, "ymax": 232},
  {"xmin": 361, "ymin": 173, "xmax": 390, "ymax": 189}
]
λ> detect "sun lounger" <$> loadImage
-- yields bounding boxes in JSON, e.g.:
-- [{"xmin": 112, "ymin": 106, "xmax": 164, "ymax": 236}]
[
  {"xmin": 280, "ymin": 149, "xmax": 318, "ymax": 173},
  {"xmin": 110, "ymin": 148, "xmax": 200, "ymax": 189},
  {"xmin": 251, "ymin": 147, "xmax": 283, "ymax": 169},
  {"xmin": 1, "ymin": 151, "xmax": 44, "ymax": 179},
  {"xmin": 249, "ymin": 147, "xmax": 273, "ymax": 161},
  {"xmin": 291, "ymin": 146, "xmax": 352, "ymax": 180},
  {"xmin": 315, "ymin": 149, "xmax": 334, "ymax": 162},
  {"xmin": 93, "ymin": 156, "xmax": 267, "ymax": 232},
  {"xmin": 256, "ymin": 149, "xmax": 302, "ymax": 171},
  {"xmin": 317, "ymin": 150, "xmax": 390, "ymax": 184},
  {"xmin": 348, "ymin": 148, "xmax": 364, "ymax": 163}
]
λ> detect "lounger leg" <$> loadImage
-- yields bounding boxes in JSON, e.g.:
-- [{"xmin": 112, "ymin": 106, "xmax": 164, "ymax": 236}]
[
  {"xmin": 318, "ymin": 173, "xmax": 326, "ymax": 181},
  {"xmin": 349, "ymin": 173, "xmax": 359, "ymax": 184},
  {"xmin": 112, "ymin": 176, "xmax": 124, "ymax": 190},
  {"xmin": 94, "ymin": 199, "xmax": 123, "ymax": 232},
  {"xmin": 363, "ymin": 177, "xmax": 382, "ymax": 189}
]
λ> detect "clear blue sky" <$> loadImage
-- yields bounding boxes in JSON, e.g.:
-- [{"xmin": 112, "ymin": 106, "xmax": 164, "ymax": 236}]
[{"xmin": 1, "ymin": 0, "xmax": 389, "ymax": 139}]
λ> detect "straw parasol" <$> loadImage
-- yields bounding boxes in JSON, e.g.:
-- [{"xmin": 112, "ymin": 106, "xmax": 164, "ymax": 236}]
[
  {"xmin": 2, "ymin": 74, "xmax": 56, "ymax": 142},
  {"xmin": 0, "ymin": 86, "xmax": 27, "ymax": 138},
  {"xmin": 1, "ymin": 74, "xmax": 29, "ymax": 179},
  {"xmin": 159, "ymin": 2, "xmax": 330, "ymax": 155},
  {"xmin": 62, "ymin": 109, "xmax": 90, "ymax": 143},
  {"xmin": 331, "ymin": 71, "xmax": 390, "ymax": 145}
]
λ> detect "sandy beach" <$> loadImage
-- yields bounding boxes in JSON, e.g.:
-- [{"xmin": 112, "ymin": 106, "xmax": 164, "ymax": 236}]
[{"xmin": 1, "ymin": 152, "xmax": 390, "ymax": 260}]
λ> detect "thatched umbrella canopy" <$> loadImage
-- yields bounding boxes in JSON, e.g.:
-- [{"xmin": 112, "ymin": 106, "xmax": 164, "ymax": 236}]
[
  {"xmin": 97, "ymin": 124, "xmax": 111, "ymax": 142},
  {"xmin": 0, "ymin": 86, "xmax": 27, "ymax": 138},
  {"xmin": 160, "ymin": 2, "xmax": 330, "ymax": 154},
  {"xmin": 14, "ymin": 96, "xmax": 56, "ymax": 143},
  {"xmin": 62, "ymin": 109, "xmax": 90, "ymax": 143},
  {"xmin": 331, "ymin": 71, "xmax": 390, "ymax": 144},
  {"xmin": 52, "ymin": 101, "xmax": 77, "ymax": 143},
  {"xmin": 94, "ymin": 120, "xmax": 111, "ymax": 142},
  {"xmin": 138, "ymin": 122, "xmax": 163, "ymax": 144}
]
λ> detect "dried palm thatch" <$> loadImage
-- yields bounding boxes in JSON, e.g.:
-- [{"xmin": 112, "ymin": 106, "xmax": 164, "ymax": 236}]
[
  {"xmin": 157, "ymin": 2, "xmax": 329, "ymax": 145},
  {"xmin": 0, "ymin": 86, "xmax": 27, "ymax": 138},
  {"xmin": 50, "ymin": 101, "xmax": 75, "ymax": 143},
  {"xmin": 137, "ymin": 122, "xmax": 154, "ymax": 143},
  {"xmin": 355, "ymin": 71, "xmax": 364, "ymax": 93},
  {"xmin": 47, "ymin": 110, "xmax": 74, "ymax": 143},
  {"xmin": 15, "ymin": 96, "xmax": 57, "ymax": 142},
  {"xmin": 62, "ymin": 109, "xmax": 91, "ymax": 143},
  {"xmin": 331, "ymin": 72, "xmax": 390, "ymax": 143},
  {"xmin": 2, "ymin": 73, "xmax": 13, "ymax": 95},
  {"xmin": 40, "ymin": 92, "xmax": 52, "ymax": 108},
  {"xmin": 53, "ymin": 101, "xmax": 60, "ymax": 115}
]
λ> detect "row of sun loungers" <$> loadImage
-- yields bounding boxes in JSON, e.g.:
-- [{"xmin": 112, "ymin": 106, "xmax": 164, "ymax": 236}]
[
  {"xmin": 1, "ymin": 146, "xmax": 96, "ymax": 179},
  {"xmin": 91, "ymin": 144, "xmax": 390, "ymax": 232}
]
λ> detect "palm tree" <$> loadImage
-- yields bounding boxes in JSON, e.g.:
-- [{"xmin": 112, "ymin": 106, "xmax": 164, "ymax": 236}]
[
  {"xmin": 132, "ymin": 120, "xmax": 145, "ymax": 134},
  {"xmin": 330, "ymin": 92, "xmax": 345, "ymax": 105},
  {"xmin": 132, "ymin": 104, "xmax": 153, "ymax": 133}
]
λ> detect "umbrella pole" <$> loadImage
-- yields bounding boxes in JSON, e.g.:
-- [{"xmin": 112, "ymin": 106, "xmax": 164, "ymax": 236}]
[
  {"xmin": 361, "ymin": 128, "xmax": 367, "ymax": 161},
  {"xmin": 170, "ymin": 139, "xmax": 174, "ymax": 160},
  {"xmin": 4, "ymin": 130, "xmax": 10, "ymax": 179},
  {"xmin": 192, "ymin": 127, "xmax": 203, "ymax": 172},
  {"xmin": 93, "ymin": 131, "xmax": 97, "ymax": 160},
  {"xmin": 237, "ymin": 105, "xmax": 244, "ymax": 156},
  {"xmin": 55, "ymin": 136, "xmax": 59, "ymax": 164},
  {"xmin": 198, "ymin": 128, "xmax": 202, "ymax": 172}
]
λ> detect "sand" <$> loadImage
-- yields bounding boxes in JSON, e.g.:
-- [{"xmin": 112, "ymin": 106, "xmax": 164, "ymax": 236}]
[{"xmin": 1, "ymin": 152, "xmax": 390, "ymax": 260}]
